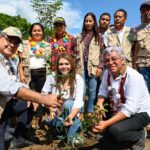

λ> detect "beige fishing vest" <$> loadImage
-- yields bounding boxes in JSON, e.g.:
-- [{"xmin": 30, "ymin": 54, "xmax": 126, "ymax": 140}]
[
  {"xmin": 136, "ymin": 23, "xmax": 150, "ymax": 67},
  {"xmin": 21, "ymin": 40, "xmax": 51, "ymax": 83},
  {"xmin": 76, "ymin": 34, "xmax": 101, "ymax": 76},
  {"xmin": 107, "ymin": 26, "xmax": 135, "ymax": 67}
]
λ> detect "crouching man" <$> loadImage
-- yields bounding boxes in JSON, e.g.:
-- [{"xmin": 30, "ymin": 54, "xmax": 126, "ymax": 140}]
[
  {"xmin": 93, "ymin": 46, "xmax": 150, "ymax": 150},
  {"xmin": 0, "ymin": 27, "xmax": 60, "ymax": 150}
]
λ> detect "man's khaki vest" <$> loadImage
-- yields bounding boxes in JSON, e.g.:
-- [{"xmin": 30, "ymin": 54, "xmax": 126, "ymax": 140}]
[
  {"xmin": 76, "ymin": 34, "xmax": 101, "ymax": 76},
  {"xmin": 21, "ymin": 40, "xmax": 51, "ymax": 83},
  {"xmin": 107, "ymin": 26, "xmax": 135, "ymax": 67},
  {"xmin": 136, "ymin": 24, "xmax": 150, "ymax": 67}
]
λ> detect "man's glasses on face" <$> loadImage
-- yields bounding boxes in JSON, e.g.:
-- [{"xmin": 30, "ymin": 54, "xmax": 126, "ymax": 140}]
[
  {"xmin": 104, "ymin": 57, "xmax": 121, "ymax": 65},
  {"xmin": 1, "ymin": 33, "xmax": 20, "ymax": 47}
]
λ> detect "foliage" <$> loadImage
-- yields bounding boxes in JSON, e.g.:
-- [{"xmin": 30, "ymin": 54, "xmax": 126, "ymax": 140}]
[
  {"xmin": 0, "ymin": 13, "xmax": 31, "ymax": 39},
  {"xmin": 0, "ymin": 13, "xmax": 55, "ymax": 40},
  {"xmin": 59, "ymin": 105, "xmax": 108, "ymax": 149},
  {"xmin": 30, "ymin": 0, "xmax": 63, "ymax": 28}
]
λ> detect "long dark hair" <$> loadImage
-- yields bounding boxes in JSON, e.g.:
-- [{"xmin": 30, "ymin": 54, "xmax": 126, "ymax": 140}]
[
  {"xmin": 55, "ymin": 53, "xmax": 76, "ymax": 97},
  {"xmin": 29, "ymin": 22, "xmax": 45, "ymax": 39},
  {"xmin": 81, "ymin": 12, "xmax": 99, "ymax": 44}
]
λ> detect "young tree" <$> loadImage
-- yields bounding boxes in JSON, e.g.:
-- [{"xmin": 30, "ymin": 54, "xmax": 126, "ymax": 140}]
[{"xmin": 30, "ymin": 0, "xmax": 63, "ymax": 29}]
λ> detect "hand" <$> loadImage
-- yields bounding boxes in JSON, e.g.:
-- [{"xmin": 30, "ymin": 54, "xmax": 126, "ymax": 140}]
[
  {"xmin": 96, "ymin": 68, "xmax": 102, "ymax": 77},
  {"xmin": 57, "ymin": 99, "xmax": 64, "ymax": 111},
  {"xmin": 44, "ymin": 94, "xmax": 60, "ymax": 108},
  {"xmin": 96, "ymin": 102, "xmax": 106, "ymax": 121},
  {"xmin": 92, "ymin": 120, "xmax": 108, "ymax": 133},
  {"xmin": 20, "ymin": 74, "xmax": 27, "ymax": 84},
  {"xmin": 64, "ymin": 116, "xmax": 74, "ymax": 127},
  {"xmin": 133, "ymin": 63, "xmax": 138, "ymax": 70},
  {"xmin": 32, "ymin": 102, "xmax": 39, "ymax": 111},
  {"xmin": 49, "ymin": 107, "xmax": 56, "ymax": 120}
]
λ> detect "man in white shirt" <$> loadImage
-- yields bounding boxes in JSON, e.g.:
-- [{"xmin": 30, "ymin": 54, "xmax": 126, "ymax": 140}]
[
  {"xmin": 93, "ymin": 46, "xmax": 150, "ymax": 150},
  {"xmin": 0, "ymin": 27, "xmax": 60, "ymax": 150}
]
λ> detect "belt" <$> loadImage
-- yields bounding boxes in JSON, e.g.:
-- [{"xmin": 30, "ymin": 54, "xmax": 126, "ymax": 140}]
[{"xmin": 31, "ymin": 68, "xmax": 46, "ymax": 72}]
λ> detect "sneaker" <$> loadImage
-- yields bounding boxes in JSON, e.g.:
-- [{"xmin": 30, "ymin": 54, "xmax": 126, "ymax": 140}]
[
  {"xmin": 5, "ymin": 126, "xmax": 15, "ymax": 141},
  {"xmin": 131, "ymin": 129, "xmax": 146, "ymax": 150},
  {"xmin": 72, "ymin": 136, "xmax": 84, "ymax": 148},
  {"xmin": 9, "ymin": 136, "xmax": 33, "ymax": 149}
]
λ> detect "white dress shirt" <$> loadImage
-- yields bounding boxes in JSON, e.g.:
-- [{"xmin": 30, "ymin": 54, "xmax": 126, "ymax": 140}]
[
  {"xmin": 42, "ymin": 74, "xmax": 84, "ymax": 109},
  {"xmin": 98, "ymin": 67, "xmax": 150, "ymax": 117}
]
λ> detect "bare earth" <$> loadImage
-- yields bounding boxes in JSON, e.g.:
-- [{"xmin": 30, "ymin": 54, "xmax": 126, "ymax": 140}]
[{"xmin": 20, "ymin": 127, "xmax": 150, "ymax": 150}]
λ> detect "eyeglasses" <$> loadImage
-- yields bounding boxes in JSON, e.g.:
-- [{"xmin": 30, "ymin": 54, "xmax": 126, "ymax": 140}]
[
  {"xmin": 104, "ymin": 57, "xmax": 121, "ymax": 65},
  {"xmin": 2, "ymin": 33, "xmax": 20, "ymax": 47}
]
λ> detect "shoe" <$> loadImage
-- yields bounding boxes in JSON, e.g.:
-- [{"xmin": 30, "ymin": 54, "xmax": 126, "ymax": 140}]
[
  {"xmin": 9, "ymin": 136, "xmax": 33, "ymax": 149},
  {"xmin": 5, "ymin": 132, "xmax": 13, "ymax": 141},
  {"xmin": 71, "ymin": 137, "xmax": 84, "ymax": 148},
  {"xmin": 131, "ymin": 129, "xmax": 146, "ymax": 150},
  {"xmin": 5, "ymin": 126, "xmax": 15, "ymax": 141}
]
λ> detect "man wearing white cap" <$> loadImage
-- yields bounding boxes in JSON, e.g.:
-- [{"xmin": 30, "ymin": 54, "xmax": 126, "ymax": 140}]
[{"xmin": 0, "ymin": 27, "xmax": 60, "ymax": 150}]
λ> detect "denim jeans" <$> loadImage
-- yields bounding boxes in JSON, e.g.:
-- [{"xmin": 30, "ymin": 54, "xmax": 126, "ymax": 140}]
[
  {"xmin": 82, "ymin": 63, "xmax": 97, "ymax": 112},
  {"xmin": 49, "ymin": 100, "xmax": 82, "ymax": 144},
  {"xmin": 138, "ymin": 67, "xmax": 150, "ymax": 93}
]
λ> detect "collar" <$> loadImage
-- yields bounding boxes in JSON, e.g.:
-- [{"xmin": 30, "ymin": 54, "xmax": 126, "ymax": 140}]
[
  {"xmin": 109, "ymin": 66, "xmax": 127, "ymax": 81},
  {"xmin": 115, "ymin": 26, "xmax": 125, "ymax": 33}
]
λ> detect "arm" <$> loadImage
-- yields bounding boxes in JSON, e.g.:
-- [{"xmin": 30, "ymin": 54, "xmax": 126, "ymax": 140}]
[
  {"xmin": 16, "ymin": 87, "xmax": 60, "ymax": 107},
  {"xmin": 93, "ymin": 111, "xmax": 127, "ymax": 133},
  {"xmin": 64, "ymin": 75, "xmax": 84, "ymax": 126},
  {"xmin": 133, "ymin": 42, "xmax": 139, "ymax": 70},
  {"xmin": 18, "ymin": 52, "xmax": 27, "ymax": 83}
]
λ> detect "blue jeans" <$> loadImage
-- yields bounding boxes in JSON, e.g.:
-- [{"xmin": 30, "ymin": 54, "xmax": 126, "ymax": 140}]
[
  {"xmin": 50, "ymin": 100, "xmax": 82, "ymax": 144},
  {"xmin": 138, "ymin": 67, "xmax": 150, "ymax": 93},
  {"xmin": 82, "ymin": 64, "xmax": 97, "ymax": 112}
]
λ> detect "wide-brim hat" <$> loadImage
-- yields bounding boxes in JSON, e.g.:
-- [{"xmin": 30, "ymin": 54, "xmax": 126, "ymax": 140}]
[{"xmin": 2, "ymin": 26, "xmax": 22, "ymax": 43}]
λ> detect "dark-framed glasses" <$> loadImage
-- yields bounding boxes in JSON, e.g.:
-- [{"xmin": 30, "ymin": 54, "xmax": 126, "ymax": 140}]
[
  {"xmin": 104, "ymin": 57, "xmax": 121, "ymax": 65},
  {"xmin": 1, "ymin": 33, "xmax": 20, "ymax": 47}
]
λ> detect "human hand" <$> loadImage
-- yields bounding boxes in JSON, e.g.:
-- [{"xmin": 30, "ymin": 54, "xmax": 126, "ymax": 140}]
[
  {"xmin": 49, "ymin": 107, "xmax": 56, "ymax": 120},
  {"xmin": 57, "ymin": 99, "xmax": 64, "ymax": 111},
  {"xmin": 20, "ymin": 74, "xmax": 27, "ymax": 84},
  {"xmin": 64, "ymin": 116, "xmax": 74, "ymax": 126},
  {"xmin": 96, "ymin": 102, "xmax": 106, "ymax": 120},
  {"xmin": 32, "ymin": 102, "xmax": 39, "ymax": 111},
  {"xmin": 96, "ymin": 68, "xmax": 102, "ymax": 78},
  {"xmin": 92, "ymin": 120, "xmax": 108, "ymax": 133},
  {"xmin": 44, "ymin": 94, "xmax": 60, "ymax": 108}
]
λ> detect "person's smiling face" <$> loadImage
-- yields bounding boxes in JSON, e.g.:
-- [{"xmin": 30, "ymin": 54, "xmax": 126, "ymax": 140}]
[
  {"xmin": 0, "ymin": 34, "xmax": 20, "ymax": 57},
  {"xmin": 31, "ymin": 25, "xmax": 44, "ymax": 42},
  {"xmin": 58, "ymin": 57, "xmax": 71, "ymax": 75},
  {"xmin": 104, "ymin": 51, "xmax": 125, "ymax": 78},
  {"xmin": 85, "ymin": 15, "xmax": 95, "ymax": 31}
]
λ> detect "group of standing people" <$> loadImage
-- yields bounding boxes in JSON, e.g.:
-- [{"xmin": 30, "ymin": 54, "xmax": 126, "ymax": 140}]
[{"xmin": 0, "ymin": 1, "xmax": 150, "ymax": 150}]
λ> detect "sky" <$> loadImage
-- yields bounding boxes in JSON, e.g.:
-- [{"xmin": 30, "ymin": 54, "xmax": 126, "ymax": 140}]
[{"xmin": 0, "ymin": 0, "xmax": 146, "ymax": 35}]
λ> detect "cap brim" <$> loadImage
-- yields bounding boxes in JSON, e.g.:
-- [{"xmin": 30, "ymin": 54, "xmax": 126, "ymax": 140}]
[{"xmin": 54, "ymin": 22, "xmax": 66, "ymax": 25}]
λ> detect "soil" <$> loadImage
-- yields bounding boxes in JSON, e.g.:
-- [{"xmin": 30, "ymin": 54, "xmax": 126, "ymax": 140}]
[{"xmin": 20, "ymin": 125, "xmax": 150, "ymax": 150}]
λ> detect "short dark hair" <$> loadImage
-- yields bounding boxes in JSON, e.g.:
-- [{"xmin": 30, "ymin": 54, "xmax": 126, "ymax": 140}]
[
  {"xmin": 114, "ymin": 9, "xmax": 127, "ymax": 19},
  {"xmin": 99, "ymin": 12, "xmax": 111, "ymax": 21}
]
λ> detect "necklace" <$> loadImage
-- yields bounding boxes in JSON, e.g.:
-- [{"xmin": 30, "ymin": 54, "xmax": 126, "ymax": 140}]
[
  {"xmin": 52, "ymin": 33, "xmax": 69, "ymax": 51},
  {"xmin": 107, "ymin": 72, "xmax": 127, "ymax": 114},
  {"xmin": 29, "ymin": 38, "xmax": 46, "ymax": 57}
]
